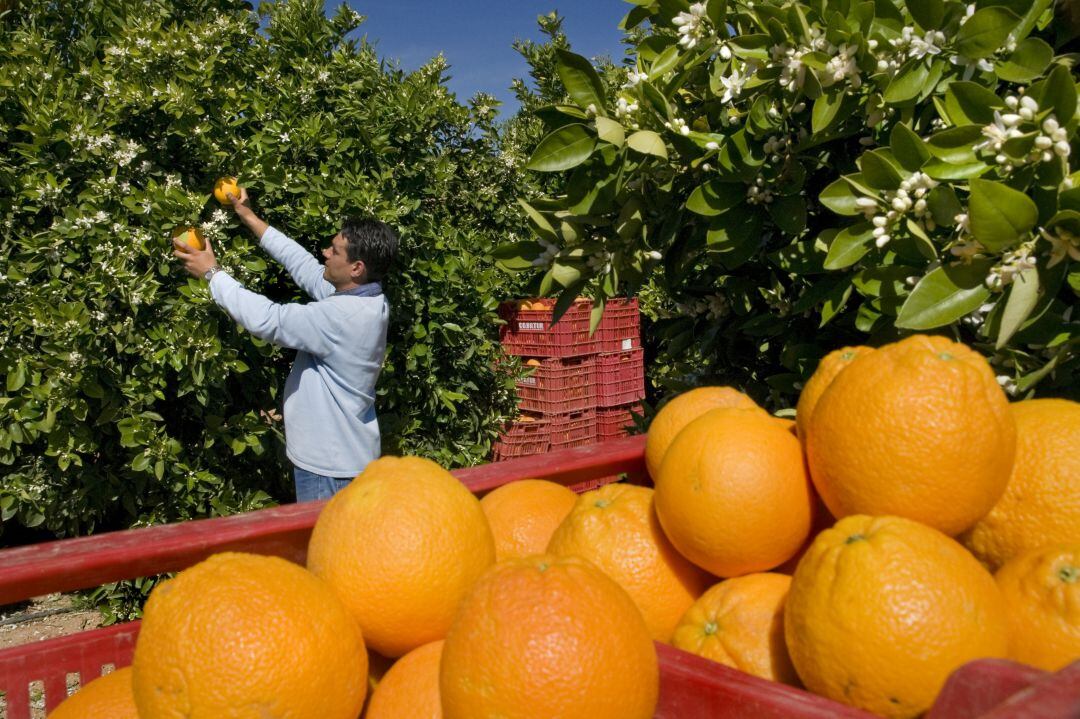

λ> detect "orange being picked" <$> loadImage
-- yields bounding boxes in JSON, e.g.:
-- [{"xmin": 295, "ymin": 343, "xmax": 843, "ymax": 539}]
[
  {"xmin": 365, "ymin": 640, "xmax": 444, "ymax": 719},
  {"xmin": 171, "ymin": 225, "xmax": 205, "ymax": 251},
  {"xmin": 546, "ymin": 482, "xmax": 711, "ymax": 641},
  {"xmin": 440, "ymin": 554, "xmax": 658, "ymax": 719},
  {"xmin": 480, "ymin": 479, "xmax": 577, "ymax": 561},
  {"xmin": 654, "ymin": 407, "xmax": 814, "ymax": 577},
  {"xmin": 131, "ymin": 552, "xmax": 367, "ymax": 719},
  {"xmin": 49, "ymin": 667, "xmax": 137, "ymax": 719},
  {"xmin": 784, "ymin": 515, "xmax": 1008, "ymax": 718},
  {"xmin": 794, "ymin": 345, "xmax": 875, "ymax": 440},
  {"xmin": 805, "ymin": 334, "xmax": 1015, "ymax": 536},
  {"xmin": 644, "ymin": 386, "xmax": 761, "ymax": 479},
  {"xmin": 671, "ymin": 573, "xmax": 799, "ymax": 685},
  {"xmin": 995, "ymin": 544, "xmax": 1080, "ymax": 671},
  {"xmin": 961, "ymin": 398, "xmax": 1080, "ymax": 571},
  {"xmin": 307, "ymin": 455, "xmax": 495, "ymax": 657},
  {"xmin": 213, "ymin": 176, "xmax": 240, "ymax": 205}
]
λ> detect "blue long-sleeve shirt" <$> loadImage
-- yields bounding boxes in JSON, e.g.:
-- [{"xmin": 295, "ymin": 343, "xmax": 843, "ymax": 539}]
[{"xmin": 209, "ymin": 226, "xmax": 388, "ymax": 476}]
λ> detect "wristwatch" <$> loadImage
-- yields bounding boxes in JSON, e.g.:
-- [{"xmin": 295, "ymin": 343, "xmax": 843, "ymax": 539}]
[{"xmin": 204, "ymin": 264, "xmax": 223, "ymax": 282}]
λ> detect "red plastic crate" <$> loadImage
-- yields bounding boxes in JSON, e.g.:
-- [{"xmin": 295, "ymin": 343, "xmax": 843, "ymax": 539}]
[
  {"xmin": 491, "ymin": 414, "xmax": 549, "ymax": 460},
  {"xmin": 516, "ymin": 356, "xmax": 597, "ymax": 414},
  {"xmin": 0, "ymin": 437, "xmax": 1077, "ymax": 719},
  {"xmin": 499, "ymin": 299, "xmax": 600, "ymax": 358},
  {"xmin": 596, "ymin": 349, "xmax": 646, "ymax": 407},
  {"xmin": 597, "ymin": 402, "xmax": 644, "ymax": 440},
  {"xmin": 598, "ymin": 297, "xmax": 641, "ymax": 352},
  {"xmin": 548, "ymin": 409, "xmax": 597, "ymax": 450}
]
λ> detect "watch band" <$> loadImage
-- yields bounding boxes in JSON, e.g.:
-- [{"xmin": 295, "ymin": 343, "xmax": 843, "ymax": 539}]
[{"xmin": 204, "ymin": 264, "xmax": 223, "ymax": 282}]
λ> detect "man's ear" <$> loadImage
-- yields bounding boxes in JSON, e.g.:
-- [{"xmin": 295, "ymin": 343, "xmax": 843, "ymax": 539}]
[{"xmin": 350, "ymin": 259, "xmax": 367, "ymax": 283}]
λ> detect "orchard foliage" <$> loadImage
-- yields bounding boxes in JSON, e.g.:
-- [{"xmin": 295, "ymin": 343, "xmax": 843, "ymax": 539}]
[
  {"xmin": 502, "ymin": 0, "xmax": 1080, "ymax": 404},
  {"xmin": 0, "ymin": 0, "xmax": 524, "ymax": 540}
]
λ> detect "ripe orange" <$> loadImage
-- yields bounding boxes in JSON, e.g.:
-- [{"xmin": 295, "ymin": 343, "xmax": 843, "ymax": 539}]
[
  {"xmin": 132, "ymin": 552, "xmax": 367, "ymax": 718},
  {"xmin": 671, "ymin": 573, "xmax": 799, "ymax": 685},
  {"xmin": 961, "ymin": 398, "xmax": 1080, "ymax": 570},
  {"xmin": 785, "ymin": 515, "xmax": 1008, "ymax": 718},
  {"xmin": 213, "ymin": 176, "xmax": 240, "ymax": 205},
  {"xmin": 365, "ymin": 640, "xmax": 444, "ymax": 719},
  {"xmin": 805, "ymin": 334, "xmax": 1015, "ymax": 536},
  {"xmin": 440, "ymin": 554, "xmax": 658, "ymax": 719},
  {"xmin": 795, "ymin": 345, "xmax": 875, "ymax": 441},
  {"xmin": 995, "ymin": 544, "xmax": 1080, "ymax": 671},
  {"xmin": 480, "ymin": 479, "xmax": 578, "ymax": 561},
  {"xmin": 546, "ymin": 483, "xmax": 711, "ymax": 641},
  {"xmin": 49, "ymin": 667, "xmax": 137, "ymax": 719},
  {"xmin": 644, "ymin": 386, "xmax": 761, "ymax": 479},
  {"xmin": 171, "ymin": 225, "xmax": 205, "ymax": 251},
  {"xmin": 525, "ymin": 358, "xmax": 543, "ymax": 367},
  {"xmin": 307, "ymin": 455, "xmax": 495, "ymax": 657},
  {"xmin": 654, "ymin": 407, "xmax": 814, "ymax": 577}
]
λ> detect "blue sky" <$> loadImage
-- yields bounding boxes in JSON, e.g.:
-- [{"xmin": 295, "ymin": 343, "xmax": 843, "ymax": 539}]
[{"xmin": 341, "ymin": 1, "xmax": 630, "ymax": 118}]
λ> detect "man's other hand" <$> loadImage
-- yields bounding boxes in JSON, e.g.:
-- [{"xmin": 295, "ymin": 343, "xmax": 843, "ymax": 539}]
[{"xmin": 173, "ymin": 235, "xmax": 219, "ymax": 279}]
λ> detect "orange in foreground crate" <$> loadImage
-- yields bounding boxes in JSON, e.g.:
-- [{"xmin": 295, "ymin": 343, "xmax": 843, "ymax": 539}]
[{"xmin": 0, "ymin": 436, "xmax": 1077, "ymax": 718}]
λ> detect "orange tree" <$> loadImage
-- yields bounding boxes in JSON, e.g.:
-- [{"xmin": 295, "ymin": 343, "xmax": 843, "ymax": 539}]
[
  {"xmin": 0, "ymin": 0, "xmax": 526, "ymax": 542},
  {"xmin": 502, "ymin": 0, "xmax": 1079, "ymax": 407}
]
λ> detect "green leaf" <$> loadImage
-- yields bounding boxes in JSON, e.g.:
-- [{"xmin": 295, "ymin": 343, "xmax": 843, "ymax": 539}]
[
  {"xmin": 590, "ymin": 297, "xmax": 605, "ymax": 336},
  {"xmin": 493, "ymin": 241, "xmax": 544, "ymax": 271},
  {"xmin": 823, "ymin": 222, "xmax": 875, "ymax": 269},
  {"xmin": 884, "ymin": 60, "xmax": 931, "ymax": 104},
  {"xmin": 526, "ymin": 124, "xmax": 597, "ymax": 172},
  {"xmin": 926, "ymin": 185, "xmax": 963, "ymax": 226},
  {"xmin": 922, "ymin": 159, "xmax": 990, "ymax": 180},
  {"xmin": 925, "ymin": 125, "xmax": 983, "ymax": 164},
  {"xmin": 626, "ymin": 130, "xmax": 669, "ymax": 159},
  {"xmin": 858, "ymin": 150, "xmax": 902, "ymax": 190},
  {"xmin": 996, "ymin": 38, "xmax": 1053, "ymax": 83},
  {"xmin": 956, "ymin": 7, "xmax": 1021, "ymax": 59},
  {"xmin": 687, "ymin": 180, "xmax": 745, "ymax": 216},
  {"xmin": 6, "ymin": 362, "xmax": 25, "ymax": 392},
  {"xmin": 944, "ymin": 82, "xmax": 1006, "ymax": 125},
  {"xmin": 555, "ymin": 50, "xmax": 607, "ymax": 115},
  {"xmin": 908, "ymin": 0, "xmax": 944, "ymax": 29},
  {"xmin": 552, "ymin": 260, "xmax": 583, "ymax": 288},
  {"xmin": 595, "ymin": 117, "xmax": 625, "ymax": 147},
  {"xmin": 890, "ymin": 124, "xmax": 931, "ymax": 171},
  {"xmin": 996, "ymin": 266, "xmax": 1040, "ymax": 348},
  {"xmin": 769, "ymin": 195, "xmax": 807, "ymax": 236},
  {"xmin": 707, "ymin": 0, "xmax": 728, "ymax": 26},
  {"xmin": 518, "ymin": 199, "xmax": 559, "ymax": 243},
  {"xmin": 820, "ymin": 177, "xmax": 864, "ymax": 216},
  {"xmin": 650, "ymin": 44, "xmax": 682, "ymax": 78},
  {"xmin": 968, "ymin": 178, "xmax": 1038, "ymax": 251},
  {"xmin": 896, "ymin": 259, "xmax": 995, "ymax": 329},
  {"xmin": 812, "ymin": 92, "xmax": 845, "ymax": 133},
  {"xmin": 1037, "ymin": 64, "xmax": 1078, "ymax": 126}
]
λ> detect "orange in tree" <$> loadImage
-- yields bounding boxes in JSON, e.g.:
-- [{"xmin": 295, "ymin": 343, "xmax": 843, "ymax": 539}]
[
  {"xmin": 547, "ymin": 482, "xmax": 711, "ymax": 642},
  {"xmin": 365, "ymin": 640, "xmax": 444, "ymax": 719},
  {"xmin": 307, "ymin": 455, "xmax": 495, "ymax": 657},
  {"xmin": 654, "ymin": 407, "xmax": 814, "ymax": 577},
  {"xmin": 961, "ymin": 398, "xmax": 1080, "ymax": 570},
  {"xmin": 481, "ymin": 479, "xmax": 577, "ymax": 561},
  {"xmin": 995, "ymin": 544, "xmax": 1080, "ymax": 671},
  {"xmin": 213, "ymin": 176, "xmax": 240, "ymax": 205},
  {"xmin": 785, "ymin": 515, "xmax": 1008, "ymax": 718},
  {"xmin": 805, "ymin": 334, "xmax": 1015, "ymax": 536},
  {"xmin": 49, "ymin": 667, "xmax": 137, "ymax": 719},
  {"xmin": 645, "ymin": 386, "xmax": 761, "ymax": 479},
  {"xmin": 131, "ymin": 552, "xmax": 367, "ymax": 719},
  {"xmin": 171, "ymin": 225, "xmax": 205, "ymax": 251},
  {"xmin": 440, "ymin": 554, "xmax": 658, "ymax": 719},
  {"xmin": 794, "ymin": 345, "xmax": 875, "ymax": 441},
  {"xmin": 672, "ymin": 573, "xmax": 799, "ymax": 685}
]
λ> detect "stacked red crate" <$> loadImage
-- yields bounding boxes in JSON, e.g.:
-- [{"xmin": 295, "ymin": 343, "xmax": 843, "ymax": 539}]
[{"xmin": 494, "ymin": 297, "xmax": 644, "ymax": 461}]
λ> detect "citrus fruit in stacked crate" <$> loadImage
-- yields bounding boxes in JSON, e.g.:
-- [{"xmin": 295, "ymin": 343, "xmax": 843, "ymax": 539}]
[{"xmin": 496, "ymin": 298, "xmax": 601, "ymax": 474}]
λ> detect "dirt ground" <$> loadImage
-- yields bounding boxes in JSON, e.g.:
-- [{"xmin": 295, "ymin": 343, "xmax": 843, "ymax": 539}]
[{"xmin": 0, "ymin": 595, "xmax": 103, "ymax": 719}]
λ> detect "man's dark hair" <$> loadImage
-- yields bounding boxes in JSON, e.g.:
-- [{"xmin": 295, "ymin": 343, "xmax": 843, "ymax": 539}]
[{"xmin": 340, "ymin": 217, "xmax": 398, "ymax": 282}]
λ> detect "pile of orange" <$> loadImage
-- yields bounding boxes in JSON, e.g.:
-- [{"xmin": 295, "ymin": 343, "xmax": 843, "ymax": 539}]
[{"xmin": 54, "ymin": 333, "xmax": 1078, "ymax": 719}]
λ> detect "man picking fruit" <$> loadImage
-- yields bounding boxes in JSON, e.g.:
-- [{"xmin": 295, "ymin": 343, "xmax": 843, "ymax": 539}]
[{"xmin": 173, "ymin": 185, "xmax": 398, "ymax": 502}]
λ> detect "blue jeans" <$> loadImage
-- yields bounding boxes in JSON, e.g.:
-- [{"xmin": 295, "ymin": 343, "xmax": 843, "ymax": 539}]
[{"xmin": 294, "ymin": 467, "xmax": 352, "ymax": 502}]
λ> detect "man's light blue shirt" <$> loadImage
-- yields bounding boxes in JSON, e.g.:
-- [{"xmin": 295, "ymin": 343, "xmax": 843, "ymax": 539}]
[{"xmin": 208, "ymin": 226, "xmax": 388, "ymax": 477}]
